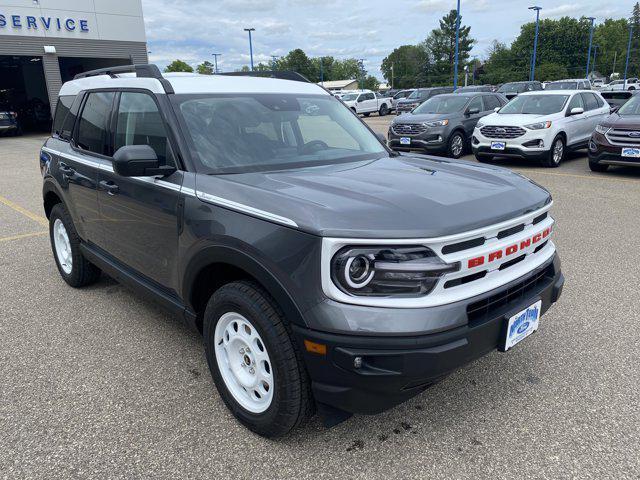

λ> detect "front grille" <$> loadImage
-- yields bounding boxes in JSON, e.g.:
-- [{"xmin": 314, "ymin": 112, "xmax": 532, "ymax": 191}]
[
  {"xmin": 466, "ymin": 264, "xmax": 554, "ymax": 324},
  {"xmin": 397, "ymin": 103, "xmax": 418, "ymax": 113},
  {"xmin": 392, "ymin": 123, "xmax": 428, "ymax": 135},
  {"xmin": 480, "ymin": 126, "xmax": 526, "ymax": 139},
  {"xmin": 605, "ymin": 129, "xmax": 640, "ymax": 146}
]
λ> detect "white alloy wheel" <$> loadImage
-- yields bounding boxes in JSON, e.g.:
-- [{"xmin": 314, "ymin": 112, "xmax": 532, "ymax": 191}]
[
  {"xmin": 214, "ymin": 312, "xmax": 274, "ymax": 413},
  {"xmin": 451, "ymin": 134, "xmax": 464, "ymax": 157},
  {"xmin": 53, "ymin": 218, "xmax": 73, "ymax": 274},
  {"xmin": 552, "ymin": 138, "xmax": 564, "ymax": 164}
]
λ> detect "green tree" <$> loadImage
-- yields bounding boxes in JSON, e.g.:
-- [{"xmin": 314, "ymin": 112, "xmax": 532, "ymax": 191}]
[
  {"xmin": 422, "ymin": 9, "xmax": 475, "ymax": 85},
  {"xmin": 381, "ymin": 45, "xmax": 429, "ymax": 88},
  {"xmin": 481, "ymin": 40, "xmax": 518, "ymax": 84},
  {"xmin": 362, "ymin": 75, "xmax": 380, "ymax": 91},
  {"xmin": 164, "ymin": 59, "xmax": 194, "ymax": 73},
  {"xmin": 536, "ymin": 62, "xmax": 569, "ymax": 81},
  {"xmin": 593, "ymin": 18, "xmax": 630, "ymax": 79},
  {"xmin": 196, "ymin": 60, "xmax": 214, "ymax": 75},
  {"xmin": 278, "ymin": 49, "xmax": 314, "ymax": 79},
  {"xmin": 631, "ymin": 3, "xmax": 640, "ymax": 75}
]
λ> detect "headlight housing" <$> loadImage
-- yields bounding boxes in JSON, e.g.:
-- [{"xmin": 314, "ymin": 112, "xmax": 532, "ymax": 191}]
[
  {"xmin": 423, "ymin": 119, "xmax": 449, "ymax": 128},
  {"xmin": 524, "ymin": 121, "xmax": 552, "ymax": 130},
  {"xmin": 331, "ymin": 245, "xmax": 459, "ymax": 297},
  {"xmin": 476, "ymin": 120, "xmax": 485, "ymax": 128},
  {"xmin": 595, "ymin": 124, "xmax": 610, "ymax": 134}
]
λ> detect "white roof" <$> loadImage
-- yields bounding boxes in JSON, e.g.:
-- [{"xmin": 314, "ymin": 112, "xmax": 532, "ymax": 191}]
[
  {"xmin": 519, "ymin": 90, "xmax": 591, "ymax": 96},
  {"xmin": 319, "ymin": 79, "xmax": 358, "ymax": 89},
  {"xmin": 59, "ymin": 72, "xmax": 329, "ymax": 97}
]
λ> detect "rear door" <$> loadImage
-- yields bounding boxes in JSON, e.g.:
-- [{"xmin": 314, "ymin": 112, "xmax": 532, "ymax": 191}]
[
  {"xmin": 95, "ymin": 90, "xmax": 183, "ymax": 289},
  {"xmin": 580, "ymin": 92, "xmax": 602, "ymax": 142}
]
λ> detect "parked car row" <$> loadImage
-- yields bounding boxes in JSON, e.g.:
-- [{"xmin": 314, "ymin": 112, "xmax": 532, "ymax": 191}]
[{"xmin": 386, "ymin": 86, "xmax": 640, "ymax": 172}]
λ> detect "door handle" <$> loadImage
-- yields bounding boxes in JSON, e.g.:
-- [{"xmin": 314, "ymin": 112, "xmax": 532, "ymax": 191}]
[
  {"xmin": 59, "ymin": 163, "xmax": 75, "ymax": 176},
  {"xmin": 99, "ymin": 180, "xmax": 119, "ymax": 195}
]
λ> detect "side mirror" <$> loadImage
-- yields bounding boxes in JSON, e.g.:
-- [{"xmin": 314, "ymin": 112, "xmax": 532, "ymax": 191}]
[
  {"xmin": 610, "ymin": 105, "xmax": 620, "ymax": 114},
  {"xmin": 467, "ymin": 107, "xmax": 480, "ymax": 115},
  {"xmin": 113, "ymin": 145, "xmax": 175, "ymax": 177},
  {"xmin": 569, "ymin": 107, "xmax": 584, "ymax": 116}
]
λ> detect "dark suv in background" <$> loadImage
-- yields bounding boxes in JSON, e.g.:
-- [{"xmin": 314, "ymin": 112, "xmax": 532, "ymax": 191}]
[
  {"xmin": 0, "ymin": 102, "xmax": 21, "ymax": 136},
  {"xmin": 497, "ymin": 81, "xmax": 543, "ymax": 100},
  {"xmin": 388, "ymin": 92, "xmax": 508, "ymax": 158},
  {"xmin": 396, "ymin": 87, "xmax": 454, "ymax": 114},
  {"xmin": 588, "ymin": 92, "xmax": 640, "ymax": 172}
]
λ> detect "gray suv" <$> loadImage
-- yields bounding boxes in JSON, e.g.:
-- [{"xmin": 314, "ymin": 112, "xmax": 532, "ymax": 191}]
[
  {"xmin": 388, "ymin": 92, "xmax": 508, "ymax": 158},
  {"xmin": 41, "ymin": 65, "xmax": 564, "ymax": 437}
]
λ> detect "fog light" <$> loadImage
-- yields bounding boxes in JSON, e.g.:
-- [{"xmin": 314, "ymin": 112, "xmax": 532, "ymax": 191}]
[
  {"xmin": 589, "ymin": 140, "xmax": 597, "ymax": 152},
  {"xmin": 354, "ymin": 356, "xmax": 363, "ymax": 369},
  {"xmin": 538, "ymin": 139, "xmax": 544, "ymax": 148},
  {"xmin": 437, "ymin": 135, "xmax": 443, "ymax": 142}
]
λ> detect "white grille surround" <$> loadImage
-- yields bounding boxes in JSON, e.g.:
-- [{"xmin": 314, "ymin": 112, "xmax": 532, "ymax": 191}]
[{"xmin": 321, "ymin": 203, "xmax": 555, "ymax": 308}]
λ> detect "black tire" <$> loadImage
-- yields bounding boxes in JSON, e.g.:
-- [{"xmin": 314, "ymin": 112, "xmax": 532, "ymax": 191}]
[
  {"xmin": 447, "ymin": 131, "xmax": 465, "ymax": 159},
  {"xmin": 350, "ymin": 108, "xmax": 357, "ymax": 115},
  {"xmin": 589, "ymin": 159, "xmax": 609, "ymax": 172},
  {"xmin": 49, "ymin": 203, "xmax": 101, "ymax": 287},
  {"xmin": 379, "ymin": 104, "xmax": 389, "ymax": 116},
  {"xmin": 203, "ymin": 281, "xmax": 313, "ymax": 438},
  {"xmin": 363, "ymin": 112, "xmax": 370, "ymax": 117},
  {"xmin": 541, "ymin": 135, "xmax": 564, "ymax": 168},
  {"xmin": 474, "ymin": 153, "xmax": 492, "ymax": 163}
]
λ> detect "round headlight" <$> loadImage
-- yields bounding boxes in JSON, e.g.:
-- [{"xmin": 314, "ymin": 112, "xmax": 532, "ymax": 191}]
[{"xmin": 345, "ymin": 255, "xmax": 373, "ymax": 288}]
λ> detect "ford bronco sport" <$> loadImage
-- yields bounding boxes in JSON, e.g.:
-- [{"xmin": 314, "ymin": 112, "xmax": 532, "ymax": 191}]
[{"xmin": 41, "ymin": 65, "xmax": 564, "ymax": 437}]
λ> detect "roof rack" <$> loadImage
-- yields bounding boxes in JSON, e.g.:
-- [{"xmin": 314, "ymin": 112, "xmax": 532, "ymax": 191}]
[
  {"xmin": 73, "ymin": 64, "xmax": 174, "ymax": 94},
  {"xmin": 220, "ymin": 70, "xmax": 310, "ymax": 83}
]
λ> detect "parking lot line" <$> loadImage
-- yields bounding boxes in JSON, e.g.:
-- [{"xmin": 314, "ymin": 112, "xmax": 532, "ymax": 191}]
[
  {"xmin": 0, "ymin": 231, "xmax": 47, "ymax": 243},
  {"xmin": 514, "ymin": 169, "xmax": 640, "ymax": 185},
  {"xmin": 0, "ymin": 194, "xmax": 48, "ymax": 227}
]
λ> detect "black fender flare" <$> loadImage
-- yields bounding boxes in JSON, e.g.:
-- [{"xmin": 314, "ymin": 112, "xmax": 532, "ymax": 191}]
[{"xmin": 181, "ymin": 245, "xmax": 309, "ymax": 328}]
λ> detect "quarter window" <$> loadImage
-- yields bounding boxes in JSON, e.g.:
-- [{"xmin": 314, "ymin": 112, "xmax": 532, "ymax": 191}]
[
  {"xmin": 52, "ymin": 95, "xmax": 74, "ymax": 138},
  {"xmin": 76, "ymin": 92, "xmax": 115, "ymax": 155},
  {"xmin": 115, "ymin": 92, "xmax": 174, "ymax": 165}
]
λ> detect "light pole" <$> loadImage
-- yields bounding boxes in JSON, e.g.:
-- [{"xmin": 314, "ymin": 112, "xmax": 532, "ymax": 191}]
[
  {"xmin": 585, "ymin": 17, "xmax": 596, "ymax": 79},
  {"xmin": 244, "ymin": 28, "xmax": 255, "ymax": 71},
  {"xmin": 624, "ymin": 22, "xmax": 633, "ymax": 89},
  {"xmin": 270, "ymin": 55, "xmax": 278, "ymax": 70},
  {"xmin": 391, "ymin": 63, "xmax": 394, "ymax": 89},
  {"xmin": 453, "ymin": 0, "xmax": 461, "ymax": 90},
  {"xmin": 319, "ymin": 57, "xmax": 324, "ymax": 85},
  {"xmin": 358, "ymin": 58, "xmax": 365, "ymax": 90},
  {"xmin": 529, "ymin": 6, "xmax": 541, "ymax": 81},
  {"xmin": 591, "ymin": 45, "xmax": 599, "ymax": 77},
  {"xmin": 211, "ymin": 53, "xmax": 221, "ymax": 74}
]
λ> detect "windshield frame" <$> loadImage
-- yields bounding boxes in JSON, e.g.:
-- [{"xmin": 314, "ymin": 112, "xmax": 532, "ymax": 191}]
[{"xmin": 170, "ymin": 93, "xmax": 391, "ymax": 175}]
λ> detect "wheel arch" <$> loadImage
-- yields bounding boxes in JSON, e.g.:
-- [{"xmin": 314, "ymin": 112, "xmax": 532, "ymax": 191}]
[
  {"xmin": 182, "ymin": 246, "xmax": 308, "ymax": 333},
  {"xmin": 42, "ymin": 180, "xmax": 65, "ymax": 219}
]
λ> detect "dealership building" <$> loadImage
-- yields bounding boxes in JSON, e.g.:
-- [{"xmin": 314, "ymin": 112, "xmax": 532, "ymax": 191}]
[{"xmin": 0, "ymin": 0, "xmax": 148, "ymax": 131}]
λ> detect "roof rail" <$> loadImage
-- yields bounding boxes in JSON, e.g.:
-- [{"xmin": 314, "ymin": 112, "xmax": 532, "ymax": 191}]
[
  {"xmin": 220, "ymin": 70, "xmax": 310, "ymax": 83},
  {"xmin": 73, "ymin": 64, "xmax": 174, "ymax": 94}
]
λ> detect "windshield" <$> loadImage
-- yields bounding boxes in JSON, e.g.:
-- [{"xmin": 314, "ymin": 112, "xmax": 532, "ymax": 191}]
[
  {"xmin": 341, "ymin": 93, "xmax": 358, "ymax": 101},
  {"xmin": 618, "ymin": 96, "xmax": 640, "ymax": 115},
  {"xmin": 498, "ymin": 83, "xmax": 525, "ymax": 94},
  {"xmin": 408, "ymin": 90, "xmax": 428, "ymax": 99},
  {"xmin": 174, "ymin": 94, "xmax": 387, "ymax": 174},
  {"xmin": 499, "ymin": 94, "xmax": 569, "ymax": 115},
  {"xmin": 413, "ymin": 95, "xmax": 469, "ymax": 114},
  {"xmin": 394, "ymin": 91, "xmax": 410, "ymax": 99},
  {"xmin": 546, "ymin": 82, "xmax": 578, "ymax": 90}
]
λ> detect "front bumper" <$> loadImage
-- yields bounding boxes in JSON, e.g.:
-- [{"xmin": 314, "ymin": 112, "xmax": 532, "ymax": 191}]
[
  {"xmin": 472, "ymin": 128, "xmax": 550, "ymax": 160},
  {"xmin": 388, "ymin": 127, "xmax": 448, "ymax": 153},
  {"xmin": 294, "ymin": 254, "xmax": 563, "ymax": 414},
  {"xmin": 588, "ymin": 133, "xmax": 640, "ymax": 167}
]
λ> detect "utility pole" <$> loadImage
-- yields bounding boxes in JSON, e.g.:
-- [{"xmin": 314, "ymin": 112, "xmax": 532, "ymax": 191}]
[
  {"xmin": 211, "ymin": 53, "xmax": 222, "ymax": 74},
  {"xmin": 319, "ymin": 57, "xmax": 324, "ymax": 85},
  {"xmin": 270, "ymin": 55, "xmax": 278, "ymax": 70},
  {"xmin": 585, "ymin": 17, "xmax": 596, "ymax": 79},
  {"xmin": 612, "ymin": 50, "xmax": 617, "ymax": 79},
  {"xmin": 624, "ymin": 23, "xmax": 633, "ymax": 89},
  {"xmin": 453, "ymin": 0, "xmax": 461, "ymax": 90},
  {"xmin": 592, "ymin": 45, "xmax": 599, "ymax": 77},
  {"xmin": 529, "ymin": 6, "xmax": 542, "ymax": 81},
  {"xmin": 391, "ymin": 63, "xmax": 394, "ymax": 89},
  {"xmin": 464, "ymin": 65, "xmax": 469, "ymax": 87},
  {"xmin": 358, "ymin": 58, "xmax": 365, "ymax": 90},
  {"xmin": 244, "ymin": 28, "xmax": 255, "ymax": 71}
]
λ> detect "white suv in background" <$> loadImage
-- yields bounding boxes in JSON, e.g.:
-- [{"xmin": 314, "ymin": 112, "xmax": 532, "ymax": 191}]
[{"xmin": 472, "ymin": 90, "xmax": 610, "ymax": 167}]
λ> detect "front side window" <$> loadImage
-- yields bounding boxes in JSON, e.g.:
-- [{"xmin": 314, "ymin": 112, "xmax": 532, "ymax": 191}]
[
  {"xmin": 115, "ymin": 92, "xmax": 174, "ymax": 165},
  {"xmin": 567, "ymin": 94, "xmax": 584, "ymax": 112},
  {"xmin": 75, "ymin": 92, "xmax": 115, "ymax": 155},
  {"xmin": 500, "ymin": 94, "xmax": 569, "ymax": 115},
  {"xmin": 467, "ymin": 96, "xmax": 483, "ymax": 112},
  {"xmin": 174, "ymin": 94, "xmax": 386, "ymax": 174},
  {"xmin": 483, "ymin": 95, "xmax": 501, "ymax": 110}
]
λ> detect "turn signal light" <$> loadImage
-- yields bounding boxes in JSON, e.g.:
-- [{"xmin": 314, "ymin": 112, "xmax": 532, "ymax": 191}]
[{"xmin": 304, "ymin": 340, "xmax": 327, "ymax": 355}]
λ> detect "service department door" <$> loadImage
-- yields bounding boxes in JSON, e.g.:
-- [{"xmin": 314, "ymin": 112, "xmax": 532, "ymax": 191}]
[{"xmin": 96, "ymin": 91, "xmax": 182, "ymax": 290}]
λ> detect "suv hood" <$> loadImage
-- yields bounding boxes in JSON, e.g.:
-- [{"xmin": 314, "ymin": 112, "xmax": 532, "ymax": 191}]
[
  {"xmin": 603, "ymin": 112, "xmax": 640, "ymax": 129},
  {"xmin": 481, "ymin": 113, "xmax": 555, "ymax": 126},
  {"xmin": 195, "ymin": 155, "xmax": 551, "ymax": 238}
]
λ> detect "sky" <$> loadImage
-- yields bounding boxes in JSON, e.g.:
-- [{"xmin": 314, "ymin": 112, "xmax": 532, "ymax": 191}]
[{"xmin": 142, "ymin": 0, "xmax": 633, "ymax": 80}]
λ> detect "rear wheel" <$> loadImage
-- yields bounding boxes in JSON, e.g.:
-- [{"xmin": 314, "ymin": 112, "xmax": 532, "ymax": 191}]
[
  {"xmin": 203, "ymin": 281, "xmax": 313, "ymax": 437},
  {"xmin": 589, "ymin": 159, "xmax": 609, "ymax": 172},
  {"xmin": 447, "ymin": 131, "xmax": 465, "ymax": 159},
  {"xmin": 541, "ymin": 135, "xmax": 564, "ymax": 168},
  {"xmin": 379, "ymin": 104, "xmax": 389, "ymax": 116},
  {"xmin": 49, "ymin": 203, "xmax": 101, "ymax": 287}
]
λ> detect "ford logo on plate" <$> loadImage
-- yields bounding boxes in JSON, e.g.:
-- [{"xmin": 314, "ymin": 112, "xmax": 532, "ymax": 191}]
[
  {"xmin": 517, "ymin": 321, "xmax": 530, "ymax": 335},
  {"xmin": 628, "ymin": 131, "xmax": 640, "ymax": 137}
]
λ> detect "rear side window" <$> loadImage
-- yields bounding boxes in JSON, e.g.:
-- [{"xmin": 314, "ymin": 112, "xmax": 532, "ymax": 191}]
[
  {"xmin": 115, "ymin": 92, "xmax": 174, "ymax": 165},
  {"xmin": 75, "ymin": 92, "xmax": 115, "ymax": 155},
  {"xmin": 52, "ymin": 95, "xmax": 74, "ymax": 138},
  {"xmin": 594, "ymin": 94, "xmax": 605, "ymax": 108},
  {"xmin": 581, "ymin": 93, "xmax": 599, "ymax": 111}
]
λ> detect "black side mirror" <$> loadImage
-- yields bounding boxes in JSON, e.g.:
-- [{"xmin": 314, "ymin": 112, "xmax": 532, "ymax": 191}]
[
  {"xmin": 113, "ymin": 145, "xmax": 175, "ymax": 177},
  {"xmin": 467, "ymin": 107, "xmax": 480, "ymax": 115}
]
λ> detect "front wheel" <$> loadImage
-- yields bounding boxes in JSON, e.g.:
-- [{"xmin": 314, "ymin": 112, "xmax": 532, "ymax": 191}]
[
  {"xmin": 447, "ymin": 131, "xmax": 465, "ymax": 158},
  {"xmin": 541, "ymin": 135, "xmax": 564, "ymax": 168},
  {"xmin": 203, "ymin": 281, "xmax": 313, "ymax": 437}
]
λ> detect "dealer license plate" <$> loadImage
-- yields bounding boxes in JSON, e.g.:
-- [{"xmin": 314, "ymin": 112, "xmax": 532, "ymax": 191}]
[
  {"xmin": 491, "ymin": 141, "xmax": 506, "ymax": 150},
  {"xmin": 621, "ymin": 147, "xmax": 640, "ymax": 158},
  {"xmin": 503, "ymin": 300, "xmax": 541, "ymax": 351},
  {"xmin": 400, "ymin": 137, "xmax": 411, "ymax": 145}
]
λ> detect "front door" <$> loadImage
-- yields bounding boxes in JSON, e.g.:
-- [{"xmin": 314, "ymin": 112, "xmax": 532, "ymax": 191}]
[
  {"xmin": 96, "ymin": 91, "xmax": 183, "ymax": 290},
  {"xmin": 461, "ymin": 96, "xmax": 484, "ymax": 137}
]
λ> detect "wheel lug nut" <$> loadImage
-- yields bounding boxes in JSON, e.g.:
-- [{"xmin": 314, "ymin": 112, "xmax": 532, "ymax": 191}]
[
  {"xmin": 239, "ymin": 348, "xmax": 245, "ymax": 354},
  {"xmin": 249, "ymin": 367, "xmax": 255, "ymax": 374}
]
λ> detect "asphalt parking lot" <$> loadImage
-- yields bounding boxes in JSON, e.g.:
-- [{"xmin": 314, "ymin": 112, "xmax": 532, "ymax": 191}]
[{"xmin": 1, "ymin": 129, "xmax": 639, "ymax": 479}]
